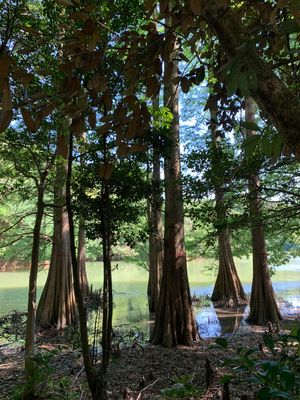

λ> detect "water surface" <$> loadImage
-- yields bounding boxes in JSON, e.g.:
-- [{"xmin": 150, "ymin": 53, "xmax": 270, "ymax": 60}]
[{"xmin": 0, "ymin": 258, "xmax": 299, "ymax": 338}]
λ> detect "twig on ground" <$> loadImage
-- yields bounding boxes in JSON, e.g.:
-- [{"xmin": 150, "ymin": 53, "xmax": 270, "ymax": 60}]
[
  {"xmin": 75, "ymin": 366, "xmax": 85, "ymax": 381},
  {"xmin": 136, "ymin": 378, "xmax": 159, "ymax": 400}
]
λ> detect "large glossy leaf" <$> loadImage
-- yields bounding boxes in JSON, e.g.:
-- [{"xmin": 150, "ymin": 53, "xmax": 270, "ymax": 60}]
[
  {"xmin": 226, "ymin": 60, "xmax": 241, "ymax": 97},
  {"xmin": 238, "ymin": 71, "xmax": 250, "ymax": 97},
  {"xmin": 242, "ymin": 135, "xmax": 260, "ymax": 156},
  {"xmin": 280, "ymin": 369, "xmax": 295, "ymax": 392},
  {"xmin": 242, "ymin": 121, "xmax": 261, "ymax": 131}
]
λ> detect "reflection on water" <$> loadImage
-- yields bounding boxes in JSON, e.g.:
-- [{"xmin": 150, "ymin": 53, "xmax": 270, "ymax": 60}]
[
  {"xmin": 215, "ymin": 305, "xmax": 247, "ymax": 334},
  {"xmin": 0, "ymin": 263, "xmax": 299, "ymax": 339},
  {"xmin": 195, "ymin": 305, "xmax": 247, "ymax": 338},
  {"xmin": 196, "ymin": 296, "xmax": 300, "ymax": 338},
  {"xmin": 193, "ymin": 283, "xmax": 300, "ymax": 338}
]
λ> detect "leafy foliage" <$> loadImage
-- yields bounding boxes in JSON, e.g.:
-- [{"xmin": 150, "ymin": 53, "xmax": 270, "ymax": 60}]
[
  {"xmin": 161, "ymin": 374, "xmax": 201, "ymax": 399},
  {"xmin": 218, "ymin": 328, "xmax": 300, "ymax": 399}
]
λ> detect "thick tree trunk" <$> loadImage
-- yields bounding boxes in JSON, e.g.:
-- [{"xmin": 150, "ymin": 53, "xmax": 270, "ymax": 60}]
[
  {"xmin": 211, "ymin": 222, "xmax": 247, "ymax": 305},
  {"xmin": 37, "ymin": 134, "xmax": 77, "ymax": 329},
  {"xmin": 24, "ymin": 185, "xmax": 45, "ymax": 398},
  {"xmin": 78, "ymin": 220, "xmax": 89, "ymax": 298},
  {"xmin": 245, "ymin": 98, "xmax": 282, "ymax": 325},
  {"xmin": 209, "ymin": 95, "xmax": 246, "ymax": 305},
  {"xmin": 150, "ymin": 13, "xmax": 198, "ymax": 347},
  {"xmin": 147, "ymin": 136, "xmax": 163, "ymax": 313},
  {"xmin": 203, "ymin": 1, "xmax": 300, "ymax": 151}
]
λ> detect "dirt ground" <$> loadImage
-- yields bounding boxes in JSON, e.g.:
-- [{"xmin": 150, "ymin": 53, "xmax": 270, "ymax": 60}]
[{"xmin": 0, "ymin": 317, "xmax": 299, "ymax": 400}]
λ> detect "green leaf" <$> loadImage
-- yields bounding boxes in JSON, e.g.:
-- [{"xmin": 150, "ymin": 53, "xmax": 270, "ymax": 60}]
[
  {"xmin": 226, "ymin": 60, "xmax": 241, "ymax": 97},
  {"xmin": 238, "ymin": 71, "xmax": 250, "ymax": 97},
  {"xmin": 242, "ymin": 121, "xmax": 261, "ymax": 131},
  {"xmin": 215, "ymin": 337, "xmax": 228, "ymax": 349},
  {"xmin": 258, "ymin": 386, "xmax": 292, "ymax": 399},
  {"xmin": 278, "ymin": 20, "xmax": 300, "ymax": 34},
  {"xmin": 261, "ymin": 360, "xmax": 280, "ymax": 379},
  {"xmin": 243, "ymin": 376, "xmax": 261, "ymax": 384},
  {"xmin": 261, "ymin": 136, "xmax": 273, "ymax": 157},
  {"xmin": 272, "ymin": 134, "xmax": 283, "ymax": 157},
  {"xmin": 218, "ymin": 56, "xmax": 237, "ymax": 78},
  {"xmin": 242, "ymin": 135, "xmax": 260, "ymax": 156},
  {"xmin": 280, "ymin": 369, "xmax": 295, "ymax": 392},
  {"xmin": 262, "ymin": 333, "xmax": 275, "ymax": 350},
  {"xmin": 220, "ymin": 374, "xmax": 233, "ymax": 384}
]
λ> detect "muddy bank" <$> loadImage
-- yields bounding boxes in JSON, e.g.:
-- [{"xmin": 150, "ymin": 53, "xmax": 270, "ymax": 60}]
[{"xmin": 0, "ymin": 261, "xmax": 32, "ymax": 272}]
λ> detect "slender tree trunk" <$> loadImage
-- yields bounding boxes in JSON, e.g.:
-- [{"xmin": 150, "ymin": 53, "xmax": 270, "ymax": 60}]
[
  {"xmin": 37, "ymin": 133, "xmax": 77, "ymax": 329},
  {"xmin": 209, "ymin": 95, "xmax": 246, "ymax": 305},
  {"xmin": 150, "ymin": 9, "xmax": 198, "ymax": 347},
  {"xmin": 148, "ymin": 98, "xmax": 163, "ymax": 313},
  {"xmin": 245, "ymin": 98, "xmax": 282, "ymax": 325},
  {"xmin": 78, "ymin": 219, "xmax": 89, "ymax": 298},
  {"xmin": 95, "ymin": 136, "xmax": 113, "ymax": 399},
  {"xmin": 202, "ymin": 1, "xmax": 300, "ymax": 150},
  {"xmin": 66, "ymin": 131, "xmax": 98, "ymax": 398},
  {"xmin": 23, "ymin": 185, "xmax": 45, "ymax": 398},
  {"xmin": 78, "ymin": 132, "xmax": 89, "ymax": 298}
]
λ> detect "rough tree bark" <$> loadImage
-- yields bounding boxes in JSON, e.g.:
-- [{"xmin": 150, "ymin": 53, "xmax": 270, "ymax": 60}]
[
  {"xmin": 78, "ymin": 219, "xmax": 89, "ymax": 298},
  {"xmin": 95, "ymin": 135, "xmax": 113, "ymax": 399},
  {"xmin": 211, "ymin": 218, "xmax": 247, "ymax": 306},
  {"xmin": 147, "ymin": 98, "xmax": 163, "ymax": 313},
  {"xmin": 203, "ymin": 0, "xmax": 300, "ymax": 151},
  {"xmin": 245, "ymin": 98, "xmax": 282, "ymax": 325},
  {"xmin": 66, "ymin": 131, "xmax": 98, "ymax": 398},
  {"xmin": 209, "ymin": 94, "xmax": 246, "ymax": 306},
  {"xmin": 24, "ymin": 185, "xmax": 45, "ymax": 398},
  {"xmin": 150, "ymin": 10, "xmax": 198, "ymax": 347},
  {"xmin": 78, "ymin": 133, "xmax": 89, "ymax": 298},
  {"xmin": 37, "ymin": 134, "xmax": 77, "ymax": 329}
]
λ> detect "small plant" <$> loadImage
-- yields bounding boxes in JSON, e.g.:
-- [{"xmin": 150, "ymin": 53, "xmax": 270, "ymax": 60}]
[
  {"xmin": 64, "ymin": 325, "xmax": 82, "ymax": 349},
  {"xmin": 0, "ymin": 310, "xmax": 26, "ymax": 343},
  {"xmin": 11, "ymin": 386, "xmax": 25, "ymax": 400},
  {"xmin": 47, "ymin": 376, "xmax": 80, "ymax": 400},
  {"xmin": 161, "ymin": 374, "xmax": 201, "ymax": 399},
  {"xmin": 217, "ymin": 326, "xmax": 300, "ymax": 399},
  {"xmin": 11, "ymin": 350, "xmax": 56, "ymax": 399},
  {"xmin": 111, "ymin": 325, "xmax": 146, "ymax": 354},
  {"xmin": 191, "ymin": 293, "xmax": 211, "ymax": 307}
]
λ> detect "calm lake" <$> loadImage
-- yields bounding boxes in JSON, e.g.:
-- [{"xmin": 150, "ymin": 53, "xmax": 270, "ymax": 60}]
[{"xmin": 0, "ymin": 258, "xmax": 299, "ymax": 338}]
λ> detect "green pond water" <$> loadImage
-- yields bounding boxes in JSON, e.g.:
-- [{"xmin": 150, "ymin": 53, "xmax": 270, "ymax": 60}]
[{"xmin": 0, "ymin": 258, "xmax": 299, "ymax": 338}]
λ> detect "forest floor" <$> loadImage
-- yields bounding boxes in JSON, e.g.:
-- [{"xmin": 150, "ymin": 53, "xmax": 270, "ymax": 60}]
[{"xmin": 0, "ymin": 317, "xmax": 299, "ymax": 400}]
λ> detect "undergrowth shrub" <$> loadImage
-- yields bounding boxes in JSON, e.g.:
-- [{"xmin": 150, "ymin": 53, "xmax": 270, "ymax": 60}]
[{"xmin": 216, "ymin": 325, "xmax": 300, "ymax": 399}]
